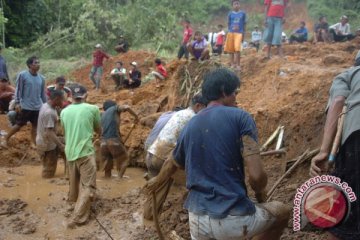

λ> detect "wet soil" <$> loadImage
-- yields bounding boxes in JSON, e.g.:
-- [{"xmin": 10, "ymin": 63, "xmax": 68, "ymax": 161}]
[{"xmin": 1, "ymin": 34, "xmax": 360, "ymax": 240}]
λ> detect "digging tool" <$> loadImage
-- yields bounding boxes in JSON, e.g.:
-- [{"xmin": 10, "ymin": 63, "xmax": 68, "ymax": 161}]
[
  {"xmin": 328, "ymin": 106, "xmax": 347, "ymax": 165},
  {"xmin": 123, "ymin": 123, "xmax": 136, "ymax": 144},
  {"xmin": 152, "ymin": 192, "xmax": 165, "ymax": 240},
  {"xmin": 261, "ymin": 126, "xmax": 281, "ymax": 151}
]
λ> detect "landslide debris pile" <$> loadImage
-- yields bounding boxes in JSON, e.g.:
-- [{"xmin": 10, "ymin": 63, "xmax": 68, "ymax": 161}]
[{"xmin": 0, "ymin": 38, "xmax": 359, "ymax": 239}]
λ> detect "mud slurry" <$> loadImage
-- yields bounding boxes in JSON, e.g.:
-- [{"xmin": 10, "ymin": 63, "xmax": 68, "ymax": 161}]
[{"xmin": 0, "ymin": 38, "xmax": 360, "ymax": 239}]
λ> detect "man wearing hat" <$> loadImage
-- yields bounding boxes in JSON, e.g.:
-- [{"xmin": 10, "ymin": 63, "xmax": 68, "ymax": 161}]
[
  {"xmin": 89, "ymin": 44, "xmax": 110, "ymax": 90},
  {"xmin": 60, "ymin": 83, "xmax": 101, "ymax": 228},
  {"xmin": 311, "ymin": 50, "xmax": 360, "ymax": 239},
  {"xmin": 123, "ymin": 62, "xmax": 141, "ymax": 89},
  {"xmin": 0, "ymin": 74, "xmax": 14, "ymax": 113},
  {"xmin": 329, "ymin": 16, "xmax": 355, "ymax": 42}
]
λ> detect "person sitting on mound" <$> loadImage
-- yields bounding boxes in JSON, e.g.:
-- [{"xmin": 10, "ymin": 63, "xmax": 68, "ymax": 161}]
[
  {"xmin": 123, "ymin": 62, "xmax": 141, "ymax": 89},
  {"xmin": 187, "ymin": 31, "xmax": 210, "ymax": 61},
  {"xmin": 151, "ymin": 59, "xmax": 168, "ymax": 88}
]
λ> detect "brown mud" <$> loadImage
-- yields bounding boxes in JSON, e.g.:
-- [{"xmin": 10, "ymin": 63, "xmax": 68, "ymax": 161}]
[{"xmin": 1, "ymin": 35, "xmax": 360, "ymax": 239}]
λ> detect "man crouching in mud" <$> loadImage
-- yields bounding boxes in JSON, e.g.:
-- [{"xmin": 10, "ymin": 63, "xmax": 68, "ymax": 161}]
[{"xmin": 144, "ymin": 68, "xmax": 290, "ymax": 240}]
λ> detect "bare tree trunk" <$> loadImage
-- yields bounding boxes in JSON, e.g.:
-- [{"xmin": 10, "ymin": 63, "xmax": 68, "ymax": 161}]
[
  {"xmin": 58, "ymin": 0, "xmax": 61, "ymax": 28},
  {"xmin": 0, "ymin": 0, "xmax": 5, "ymax": 48}
]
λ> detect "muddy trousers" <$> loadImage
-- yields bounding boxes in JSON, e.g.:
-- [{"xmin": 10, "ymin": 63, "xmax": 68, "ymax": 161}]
[
  {"xmin": 100, "ymin": 138, "xmax": 128, "ymax": 178},
  {"xmin": 67, "ymin": 155, "xmax": 97, "ymax": 225},
  {"xmin": 143, "ymin": 152, "xmax": 174, "ymax": 220},
  {"xmin": 38, "ymin": 147, "xmax": 67, "ymax": 178},
  {"xmin": 143, "ymin": 177, "xmax": 174, "ymax": 220},
  {"xmin": 38, "ymin": 148, "xmax": 58, "ymax": 178}
]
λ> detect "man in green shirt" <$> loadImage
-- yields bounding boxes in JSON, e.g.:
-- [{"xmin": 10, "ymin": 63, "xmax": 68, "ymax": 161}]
[{"xmin": 60, "ymin": 84, "xmax": 101, "ymax": 228}]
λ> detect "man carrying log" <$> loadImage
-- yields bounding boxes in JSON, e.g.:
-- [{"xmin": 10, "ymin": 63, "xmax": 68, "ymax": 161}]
[
  {"xmin": 100, "ymin": 100, "xmax": 138, "ymax": 179},
  {"xmin": 310, "ymin": 50, "xmax": 360, "ymax": 240},
  {"xmin": 143, "ymin": 94, "xmax": 207, "ymax": 220},
  {"xmin": 144, "ymin": 68, "xmax": 290, "ymax": 239}
]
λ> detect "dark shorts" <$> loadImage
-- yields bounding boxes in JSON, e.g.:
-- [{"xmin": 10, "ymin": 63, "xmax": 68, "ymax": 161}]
[
  {"xmin": 16, "ymin": 109, "xmax": 40, "ymax": 126},
  {"xmin": 213, "ymin": 45, "xmax": 223, "ymax": 55},
  {"xmin": 0, "ymin": 98, "xmax": 11, "ymax": 112},
  {"xmin": 329, "ymin": 130, "xmax": 360, "ymax": 239}
]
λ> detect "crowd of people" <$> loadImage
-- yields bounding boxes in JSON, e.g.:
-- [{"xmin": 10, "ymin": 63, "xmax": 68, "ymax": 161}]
[{"xmin": 1, "ymin": 0, "xmax": 360, "ymax": 239}]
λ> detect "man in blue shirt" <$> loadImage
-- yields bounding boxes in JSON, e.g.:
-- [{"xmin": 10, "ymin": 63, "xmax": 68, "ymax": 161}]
[
  {"xmin": 144, "ymin": 68, "xmax": 290, "ymax": 239},
  {"xmin": 4, "ymin": 56, "xmax": 46, "ymax": 148},
  {"xmin": 0, "ymin": 44, "xmax": 9, "ymax": 81},
  {"xmin": 289, "ymin": 21, "xmax": 308, "ymax": 44}
]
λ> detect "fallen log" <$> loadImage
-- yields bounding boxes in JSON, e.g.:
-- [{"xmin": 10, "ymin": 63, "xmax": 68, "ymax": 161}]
[
  {"xmin": 260, "ymin": 126, "xmax": 281, "ymax": 151},
  {"xmin": 260, "ymin": 148, "xmax": 286, "ymax": 156}
]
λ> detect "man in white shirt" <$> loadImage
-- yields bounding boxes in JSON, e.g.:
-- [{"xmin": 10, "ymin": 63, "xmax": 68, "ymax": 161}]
[
  {"xmin": 329, "ymin": 15, "xmax": 355, "ymax": 42},
  {"xmin": 110, "ymin": 61, "xmax": 127, "ymax": 90},
  {"xmin": 143, "ymin": 94, "xmax": 207, "ymax": 220},
  {"xmin": 251, "ymin": 26, "xmax": 262, "ymax": 52}
]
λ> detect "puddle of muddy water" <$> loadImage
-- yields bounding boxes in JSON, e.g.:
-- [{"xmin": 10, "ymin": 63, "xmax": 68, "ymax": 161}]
[{"xmin": 0, "ymin": 162, "xmax": 146, "ymax": 240}]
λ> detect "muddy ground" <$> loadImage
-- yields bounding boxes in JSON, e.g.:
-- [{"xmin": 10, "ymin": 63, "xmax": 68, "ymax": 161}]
[{"xmin": 1, "ymin": 37, "xmax": 360, "ymax": 239}]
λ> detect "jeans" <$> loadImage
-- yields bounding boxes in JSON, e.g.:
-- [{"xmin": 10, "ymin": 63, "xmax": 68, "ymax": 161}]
[
  {"xmin": 89, "ymin": 66, "xmax": 103, "ymax": 89},
  {"xmin": 264, "ymin": 17, "xmax": 283, "ymax": 46}
]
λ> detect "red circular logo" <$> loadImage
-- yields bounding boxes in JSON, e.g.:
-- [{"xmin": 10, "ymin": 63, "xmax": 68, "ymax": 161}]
[{"xmin": 304, "ymin": 185, "xmax": 348, "ymax": 228}]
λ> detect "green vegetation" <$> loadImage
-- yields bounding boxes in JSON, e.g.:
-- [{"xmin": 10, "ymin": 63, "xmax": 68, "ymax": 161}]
[
  {"xmin": 3, "ymin": 0, "xmax": 233, "ymax": 59},
  {"xmin": 2, "ymin": 0, "xmax": 360, "ymax": 81},
  {"xmin": 307, "ymin": 0, "xmax": 360, "ymax": 28}
]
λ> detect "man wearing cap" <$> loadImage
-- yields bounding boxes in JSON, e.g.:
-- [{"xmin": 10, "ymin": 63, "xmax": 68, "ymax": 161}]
[
  {"xmin": 36, "ymin": 89, "xmax": 65, "ymax": 178},
  {"xmin": 329, "ymin": 16, "xmax": 355, "ymax": 42},
  {"xmin": 0, "ymin": 44, "xmax": 9, "ymax": 81},
  {"xmin": 123, "ymin": 62, "xmax": 141, "ymax": 89},
  {"xmin": 60, "ymin": 84, "xmax": 101, "ymax": 228},
  {"xmin": 90, "ymin": 44, "xmax": 110, "ymax": 90},
  {"xmin": 0, "ymin": 74, "xmax": 14, "ymax": 113},
  {"xmin": 47, "ymin": 76, "xmax": 72, "ymax": 109},
  {"xmin": 310, "ymin": 51, "xmax": 360, "ymax": 239},
  {"xmin": 4, "ymin": 56, "xmax": 46, "ymax": 147}
]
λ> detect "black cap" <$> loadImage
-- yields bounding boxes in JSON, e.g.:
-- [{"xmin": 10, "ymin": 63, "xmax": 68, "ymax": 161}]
[{"xmin": 71, "ymin": 84, "xmax": 87, "ymax": 99}]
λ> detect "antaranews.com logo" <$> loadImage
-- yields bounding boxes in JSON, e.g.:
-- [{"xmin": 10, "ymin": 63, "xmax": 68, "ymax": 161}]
[{"xmin": 293, "ymin": 175, "xmax": 357, "ymax": 231}]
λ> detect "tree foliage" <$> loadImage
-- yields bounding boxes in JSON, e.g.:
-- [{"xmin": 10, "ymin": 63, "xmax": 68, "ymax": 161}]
[
  {"xmin": 2, "ymin": 0, "xmax": 360, "ymax": 58},
  {"xmin": 307, "ymin": 0, "xmax": 360, "ymax": 28}
]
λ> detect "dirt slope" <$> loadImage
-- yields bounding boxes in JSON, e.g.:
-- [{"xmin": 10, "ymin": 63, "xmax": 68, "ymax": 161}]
[{"xmin": 1, "ymin": 36, "xmax": 360, "ymax": 239}]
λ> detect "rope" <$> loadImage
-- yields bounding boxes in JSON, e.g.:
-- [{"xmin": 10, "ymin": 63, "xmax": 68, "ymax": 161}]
[{"xmin": 91, "ymin": 207, "xmax": 115, "ymax": 240}]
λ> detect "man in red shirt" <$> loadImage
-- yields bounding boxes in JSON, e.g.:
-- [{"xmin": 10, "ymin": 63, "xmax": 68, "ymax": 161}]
[
  {"xmin": 263, "ymin": 0, "xmax": 288, "ymax": 59},
  {"xmin": 89, "ymin": 44, "xmax": 110, "ymax": 90},
  {"xmin": 214, "ymin": 24, "xmax": 226, "ymax": 58},
  {"xmin": 151, "ymin": 58, "xmax": 168, "ymax": 88},
  {"xmin": 0, "ymin": 75, "xmax": 14, "ymax": 113},
  {"xmin": 178, "ymin": 20, "xmax": 193, "ymax": 60}
]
